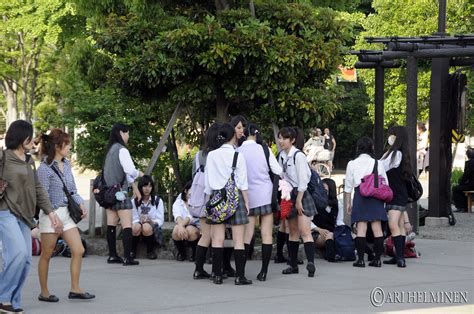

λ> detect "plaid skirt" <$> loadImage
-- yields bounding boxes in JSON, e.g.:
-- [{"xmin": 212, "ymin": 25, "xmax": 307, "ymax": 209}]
[
  {"xmin": 207, "ymin": 192, "xmax": 249, "ymax": 226},
  {"xmin": 287, "ymin": 190, "xmax": 317, "ymax": 220},
  {"xmin": 249, "ymin": 203, "xmax": 273, "ymax": 217},
  {"xmin": 110, "ymin": 197, "xmax": 133, "ymax": 211}
]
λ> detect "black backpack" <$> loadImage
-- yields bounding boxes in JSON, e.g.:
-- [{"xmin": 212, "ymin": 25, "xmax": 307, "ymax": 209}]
[{"xmin": 92, "ymin": 171, "xmax": 121, "ymax": 208}]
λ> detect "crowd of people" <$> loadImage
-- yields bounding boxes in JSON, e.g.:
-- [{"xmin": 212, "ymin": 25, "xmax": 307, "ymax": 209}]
[{"xmin": 0, "ymin": 117, "xmax": 472, "ymax": 312}]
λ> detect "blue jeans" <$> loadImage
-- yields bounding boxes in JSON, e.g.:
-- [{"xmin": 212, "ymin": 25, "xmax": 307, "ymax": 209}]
[{"xmin": 0, "ymin": 210, "xmax": 32, "ymax": 309}]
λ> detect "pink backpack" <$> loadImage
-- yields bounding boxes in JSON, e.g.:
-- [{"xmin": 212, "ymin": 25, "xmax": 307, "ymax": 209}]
[{"xmin": 359, "ymin": 159, "xmax": 393, "ymax": 203}]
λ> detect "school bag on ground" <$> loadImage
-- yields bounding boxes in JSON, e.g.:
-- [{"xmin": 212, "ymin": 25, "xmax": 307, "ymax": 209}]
[
  {"xmin": 385, "ymin": 236, "xmax": 419, "ymax": 258},
  {"xmin": 206, "ymin": 152, "xmax": 239, "ymax": 223},
  {"xmin": 188, "ymin": 151, "xmax": 207, "ymax": 217},
  {"xmin": 334, "ymin": 225, "xmax": 356, "ymax": 261}
]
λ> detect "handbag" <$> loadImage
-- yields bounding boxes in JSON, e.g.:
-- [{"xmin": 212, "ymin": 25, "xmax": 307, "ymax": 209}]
[
  {"xmin": 406, "ymin": 173, "xmax": 423, "ymax": 202},
  {"xmin": 0, "ymin": 149, "xmax": 8, "ymax": 199},
  {"xmin": 50, "ymin": 166, "xmax": 83, "ymax": 224},
  {"xmin": 359, "ymin": 159, "xmax": 393, "ymax": 203},
  {"xmin": 92, "ymin": 171, "xmax": 122, "ymax": 208}
]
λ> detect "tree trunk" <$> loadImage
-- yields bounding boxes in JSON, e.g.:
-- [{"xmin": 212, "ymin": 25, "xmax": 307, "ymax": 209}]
[
  {"xmin": 215, "ymin": 83, "xmax": 228, "ymax": 122},
  {"xmin": 28, "ymin": 52, "xmax": 40, "ymax": 122},
  {"xmin": 249, "ymin": 1, "xmax": 256, "ymax": 17},
  {"xmin": 2, "ymin": 80, "xmax": 18, "ymax": 127},
  {"xmin": 214, "ymin": 0, "xmax": 229, "ymax": 11},
  {"xmin": 168, "ymin": 128, "xmax": 183, "ymax": 192}
]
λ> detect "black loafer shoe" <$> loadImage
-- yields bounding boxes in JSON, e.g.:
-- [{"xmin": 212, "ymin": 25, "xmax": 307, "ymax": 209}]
[
  {"xmin": 235, "ymin": 277, "xmax": 253, "ymax": 285},
  {"xmin": 282, "ymin": 266, "xmax": 299, "ymax": 274},
  {"xmin": 223, "ymin": 267, "xmax": 236, "ymax": 277},
  {"xmin": 107, "ymin": 256, "xmax": 123, "ymax": 264},
  {"xmin": 274, "ymin": 256, "xmax": 288, "ymax": 264},
  {"xmin": 0, "ymin": 303, "xmax": 24, "ymax": 313},
  {"xmin": 130, "ymin": 252, "xmax": 136, "ymax": 259},
  {"xmin": 38, "ymin": 294, "xmax": 59, "ymax": 302},
  {"xmin": 147, "ymin": 252, "xmax": 157, "ymax": 260},
  {"xmin": 193, "ymin": 270, "xmax": 211, "ymax": 280},
  {"xmin": 213, "ymin": 276, "xmax": 223, "ymax": 285},
  {"xmin": 369, "ymin": 259, "xmax": 382, "ymax": 267},
  {"xmin": 123, "ymin": 258, "xmax": 139, "ymax": 266},
  {"xmin": 256, "ymin": 272, "xmax": 267, "ymax": 281},
  {"xmin": 68, "ymin": 292, "xmax": 95, "ymax": 300},
  {"xmin": 383, "ymin": 257, "xmax": 397, "ymax": 265},
  {"xmin": 209, "ymin": 272, "xmax": 228, "ymax": 280},
  {"xmin": 353, "ymin": 259, "xmax": 365, "ymax": 268},
  {"xmin": 306, "ymin": 262, "xmax": 316, "ymax": 277},
  {"xmin": 397, "ymin": 258, "xmax": 406, "ymax": 268}
]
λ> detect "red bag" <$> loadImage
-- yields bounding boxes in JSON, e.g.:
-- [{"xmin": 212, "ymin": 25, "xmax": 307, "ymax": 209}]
[
  {"xmin": 359, "ymin": 159, "xmax": 393, "ymax": 203},
  {"xmin": 32, "ymin": 237, "xmax": 41, "ymax": 256},
  {"xmin": 385, "ymin": 236, "xmax": 418, "ymax": 258},
  {"xmin": 279, "ymin": 199, "xmax": 293, "ymax": 220}
]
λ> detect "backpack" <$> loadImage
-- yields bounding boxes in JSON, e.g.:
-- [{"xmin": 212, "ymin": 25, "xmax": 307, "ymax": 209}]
[
  {"xmin": 293, "ymin": 151, "xmax": 328, "ymax": 211},
  {"xmin": 334, "ymin": 225, "xmax": 356, "ymax": 261},
  {"xmin": 406, "ymin": 173, "xmax": 423, "ymax": 202},
  {"xmin": 385, "ymin": 236, "xmax": 419, "ymax": 258},
  {"xmin": 188, "ymin": 151, "xmax": 207, "ymax": 217},
  {"xmin": 206, "ymin": 152, "xmax": 239, "ymax": 223},
  {"xmin": 92, "ymin": 171, "xmax": 121, "ymax": 208}
]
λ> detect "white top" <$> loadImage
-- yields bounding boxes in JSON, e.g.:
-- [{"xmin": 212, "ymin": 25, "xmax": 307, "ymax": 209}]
[
  {"xmin": 380, "ymin": 151, "xmax": 402, "ymax": 172},
  {"xmin": 344, "ymin": 154, "xmax": 389, "ymax": 193},
  {"xmin": 237, "ymin": 140, "xmax": 282, "ymax": 208},
  {"xmin": 172, "ymin": 194, "xmax": 192, "ymax": 222},
  {"xmin": 278, "ymin": 146, "xmax": 311, "ymax": 192},
  {"xmin": 119, "ymin": 148, "xmax": 140, "ymax": 183},
  {"xmin": 204, "ymin": 144, "xmax": 248, "ymax": 195},
  {"xmin": 132, "ymin": 197, "xmax": 164, "ymax": 226}
]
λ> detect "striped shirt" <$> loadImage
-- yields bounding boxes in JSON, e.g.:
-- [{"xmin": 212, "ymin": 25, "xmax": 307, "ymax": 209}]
[{"xmin": 37, "ymin": 159, "xmax": 84, "ymax": 209}]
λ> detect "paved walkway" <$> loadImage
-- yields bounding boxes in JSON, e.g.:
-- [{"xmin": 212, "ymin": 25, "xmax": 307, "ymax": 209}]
[{"xmin": 18, "ymin": 238, "xmax": 474, "ymax": 313}]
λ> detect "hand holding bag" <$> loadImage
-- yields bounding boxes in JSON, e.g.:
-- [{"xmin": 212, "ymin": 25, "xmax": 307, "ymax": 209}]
[
  {"xmin": 359, "ymin": 159, "xmax": 393, "ymax": 203},
  {"xmin": 50, "ymin": 166, "xmax": 83, "ymax": 224}
]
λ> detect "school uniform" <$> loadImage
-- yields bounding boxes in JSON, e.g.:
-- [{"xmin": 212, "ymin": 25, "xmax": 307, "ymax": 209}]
[
  {"xmin": 381, "ymin": 151, "xmax": 409, "ymax": 211},
  {"xmin": 344, "ymin": 154, "xmax": 388, "ymax": 224},
  {"xmin": 172, "ymin": 194, "xmax": 200, "ymax": 228},
  {"xmin": 132, "ymin": 197, "xmax": 164, "ymax": 227},
  {"xmin": 204, "ymin": 144, "xmax": 249, "ymax": 225},
  {"xmin": 278, "ymin": 146, "xmax": 317, "ymax": 219},
  {"xmin": 237, "ymin": 140, "xmax": 282, "ymax": 216}
]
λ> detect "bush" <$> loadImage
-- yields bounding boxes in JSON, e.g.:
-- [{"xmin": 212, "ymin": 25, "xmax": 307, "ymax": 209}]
[{"xmin": 451, "ymin": 168, "xmax": 464, "ymax": 187}]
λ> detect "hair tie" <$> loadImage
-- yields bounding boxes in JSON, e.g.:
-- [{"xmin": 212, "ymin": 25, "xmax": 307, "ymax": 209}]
[
  {"xmin": 254, "ymin": 130, "xmax": 259, "ymax": 134},
  {"xmin": 217, "ymin": 135, "xmax": 225, "ymax": 141}
]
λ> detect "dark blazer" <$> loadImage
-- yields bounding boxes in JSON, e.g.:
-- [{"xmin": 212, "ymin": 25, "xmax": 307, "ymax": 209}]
[{"xmin": 459, "ymin": 159, "xmax": 474, "ymax": 187}]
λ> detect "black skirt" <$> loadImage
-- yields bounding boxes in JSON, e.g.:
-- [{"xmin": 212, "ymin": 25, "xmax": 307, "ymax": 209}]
[{"xmin": 351, "ymin": 188, "xmax": 388, "ymax": 224}]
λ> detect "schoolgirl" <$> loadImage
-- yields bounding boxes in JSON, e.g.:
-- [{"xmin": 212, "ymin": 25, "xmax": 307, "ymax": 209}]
[
  {"xmin": 172, "ymin": 181, "xmax": 200, "ymax": 262},
  {"xmin": 103, "ymin": 123, "xmax": 143, "ymax": 266},
  {"xmin": 238, "ymin": 123, "xmax": 282, "ymax": 281},
  {"xmin": 193, "ymin": 123, "xmax": 221, "ymax": 279},
  {"xmin": 204, "ymin": 123, "xmax": 251, "ymax": 285},
  {"xmin": 277, "ymin": 127, "xmax": 317, "ymax": 277},
  {"xmin": 381, "ymin": 126, "xmax": 413, "ymax": 268},
  {"xmin": 344, "ymin": 137, "xmax": 388, "ymax": 268},
  {"xmin": 131, "ymin": 175, "xmax": 164, "ymax": 260}
]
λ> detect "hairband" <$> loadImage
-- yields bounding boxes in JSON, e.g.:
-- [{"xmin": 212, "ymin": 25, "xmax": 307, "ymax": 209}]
[{"xmin": 217, "ymin": 135, "xmax": 225, "ymax": 141}]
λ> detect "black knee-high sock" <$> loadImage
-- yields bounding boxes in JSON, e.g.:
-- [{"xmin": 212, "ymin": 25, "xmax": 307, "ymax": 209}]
[
  {"xmin": 212, "ymin": 247, "xmax": 223, "ymax": 276},
  {"xmin": 247, "ymin": 236, "xmax": 255, "ymax": 260},
  {"xmin": 132, "ymin": 236, "xmax": 140, "ymax": 255},
  {"xmin": 122, "ymin": 228, "xmax": 133, "ymax": 259},
  {"xmin": 234, "ymin": 249, "xmax": 246, "ymax": 278},
  {"xmin": 223, "ymin": 247, "xmax": 233, "ymax": 270},
  {"xmin": 373, "ymin": 237, "xmax": 384, "ymax": 260},
  {"xmin": 355, "ymin": 237, "xmax": 366, "ymax": 261},
  {"xmin": 261, "ymin": 244, "xmax": 272, "ymax": 273},
  {"xmin": 325, "ymin": 239, "xmax": 336, "ymax": 262},
  {"xmin": 145, "ymin": 235, "xmax": 155, "ymax": 253},
  {"xmin": 365, "ymin": 244, "xmax": 374, "ymax": 256},
  {"xmin": 303, "ymin": 242, "xmax": 315, "ymax": 264},
  {"xmin": 194, "ymin": 245, "xmax": 208, "ymax": 272},
  {"xmin": 107, "ymin": 226, "xmax": 118, "ymax": 257},
  {"xmin": 187, "ymin": 240, "xmax": 198, "ymax": 258},
  {"xmin": 284, "ymin": 232, "xmax": 290, "ymax": 257},
  {"xmin": 174, "ymin": 240, "xmax": 186, "ymax": 256},
  {"xmin": 288, "ymin": 240, "xmax": 299, "ymax": 268},
  {"xmin": 244, "ymin": 243, "xmax": 251, "ymax": 268},
  {"xmin": 393, "ymin": 235, "xmax": 404, "ymax": 260},
  {"xmin": 276, "ymin": 231, "xmax": 287, "ymax": 258}
]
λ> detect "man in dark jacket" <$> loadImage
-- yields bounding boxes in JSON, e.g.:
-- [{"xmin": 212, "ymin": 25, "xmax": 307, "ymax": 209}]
[{"xmin": 452, "ymin": 147, "xmax": 474, "ymax": 212}]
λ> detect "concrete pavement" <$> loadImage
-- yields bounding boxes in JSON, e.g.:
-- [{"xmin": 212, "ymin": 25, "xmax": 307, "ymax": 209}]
[{"xmin": 18, "ymin": 238, "xmax": 474, "ymax": 313}]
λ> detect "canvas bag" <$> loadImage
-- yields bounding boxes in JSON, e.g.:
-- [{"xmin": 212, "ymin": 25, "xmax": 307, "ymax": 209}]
[
  {"xmin": 359, "ymin": 159, "xmax": 393, "ymax": 203},
  {"xmin": 188, "ymin": 151, "xmax": 206, "ymax": 217},
  {"xmin": 206, "ymin": 152, "xmax": 239, "ymax": 223}
]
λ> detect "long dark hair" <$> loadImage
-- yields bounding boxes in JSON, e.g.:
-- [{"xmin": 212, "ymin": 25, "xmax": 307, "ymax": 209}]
[
  {"xmin": 216, "ymin": 123, "xmax": 235, "ymax": 148},
  {"xmin": 106, "ymin": 123, "xmax": 129, "ymax": 153},
  {"xmin": 383, "ymin": 126, "xmax": 412, "ymax": 179},
  {"xmin": 322, "ymin": 178, "xmax": 338, "ymax": 211},
  {"xmin": 181, "ymin": 181, "xmax": 192, "ymax": 202},
  {"xmin": 203, "ymin": 123, "xmax": 221, "ymax": 156},
  {"xmin": 230, "ymin": 115, "xmax": 247, "ymax": 147},
  {"xmin": 40, "ymin": 129, "xmax": 71, "ymax": 164},
  {"xmin": 244, "ymin": 123, "xmax": 263, "ymax": 145},
  {"xmin": 135, "ymin": 175, "xmax": 158, "ymax": 207},
  {"xmin": 355, "ymin": 137, "xmax": 374, "ymax": 158}
]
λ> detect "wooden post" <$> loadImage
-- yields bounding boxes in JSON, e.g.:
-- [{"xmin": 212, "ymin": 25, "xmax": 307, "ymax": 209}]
[
  {"xmin": 88, "ymin": 179, "xmax": 96, "ymax": 237},
  {"xmin": 145, "ymin": 104, "xmax": 181, "ymax": 175}
]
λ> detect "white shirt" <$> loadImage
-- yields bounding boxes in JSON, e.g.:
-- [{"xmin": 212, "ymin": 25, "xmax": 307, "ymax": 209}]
[
  {"xmin": 204, "ymin": 144, "xmax": 248, "ymax": 195},
  {"xmin": 278, "ymin": 146, "xmax": 311, "ymax": 192},
  {"xmin": 344, "ymin": 154, "xmax": 389, "ymax": 193},
  {"xmin": 132, "ymin": 197, "xmax": 164, "ymax": 226},
  {"xmin": 119, "ymin": 148, "xmax": 140, "ymax": 183},
  {"xmin": 172, "ymin": 194, "xmax": 200, "ymax": 226},
  {"xmin": 380, "ymin": 151, "xmax": 402, "ymax": 172}
]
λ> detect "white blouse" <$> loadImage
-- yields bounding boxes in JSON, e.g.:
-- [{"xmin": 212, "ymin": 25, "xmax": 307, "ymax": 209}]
[
  {"xmin": 204, "ymin": 144, "xmax": 248, "ymax": 195},
  {"xmin": 344, "ymin": 154, "xmax": 389, "ymax": 193},
  {"xmin": 278, "ymin": 146, "xmax": 311, "ymax": 192},
  {"xmin": 172, "ymin": 194, "xmax": 200, "ymax": 226},
  {"xmin": 119, "ymin": 148, "xmax": 140, "ymax": 184},
  {"xmin": 132, "ymin": 197, "xmax": 164, "ymax": 227}
]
